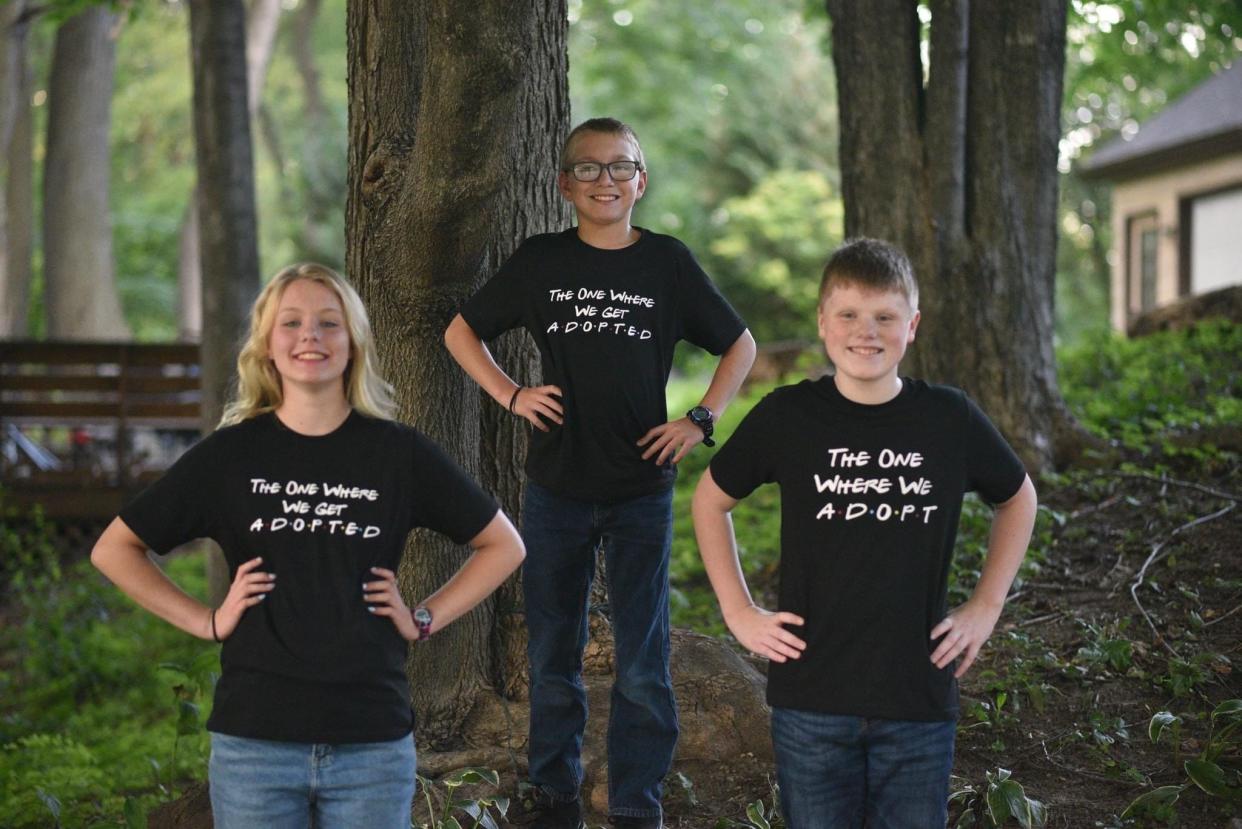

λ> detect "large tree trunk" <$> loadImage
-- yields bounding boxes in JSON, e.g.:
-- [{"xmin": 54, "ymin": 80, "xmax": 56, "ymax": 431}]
[
  {"xmin": 346, "ymin": 0, "xmax": 570, "ymax": 746},
  {"xmin": 42, "ymin": 7, "xmax": 130, "ymax": 340},
  {"xmin": 188, "ymin": 0, "xmax": 262, "ymax": 602},
  {"xmin": 178, "ymin": 0, "xmax": 281, "ymax": 342},
  {"xmin": 826, "ymin": 0, "xmax": 1086, "ymax": 470},
  {"xmin": 0, "ymin": 1, "xmax": 33, "ymax": 337}
]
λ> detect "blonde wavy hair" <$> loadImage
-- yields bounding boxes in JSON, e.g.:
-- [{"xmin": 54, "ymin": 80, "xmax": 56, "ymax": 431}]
[{"xmin": 219, "ymin": 263, "xmax": 397, "ymax": 427}]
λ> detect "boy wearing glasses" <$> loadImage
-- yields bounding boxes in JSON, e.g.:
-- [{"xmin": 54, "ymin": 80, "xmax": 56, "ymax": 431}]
[{"xmin": 445, "ymin": 118, "xmax": 755, "ymax": 829}]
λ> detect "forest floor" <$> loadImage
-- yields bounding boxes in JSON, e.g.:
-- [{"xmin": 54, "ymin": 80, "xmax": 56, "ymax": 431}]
[{"xmin": 630, "ymin": 451, "xmax": 1241, "ymax": 829}]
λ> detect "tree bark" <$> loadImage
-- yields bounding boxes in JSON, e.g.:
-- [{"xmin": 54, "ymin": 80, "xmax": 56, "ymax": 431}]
[
  {"xmin": 188, "ymin": 0, "xmax": 263, "ymax": 602},
  {"xmin": 346, "ymin": 0, "xmax": 570, "ymax": 746},
  {"xmin": 826, "ymin": 0, "xmax": 1085, "ymax": 471},
  {"xmin": 0, "ymin": 1, "xmax": 33, "ymax": 337},
  {"xmin": 178, "ymin": 0, "xmax": 282, "ymax": 342},
  {"xmin": 43, "ymin": 7, "xmax": 130, "ymax": 340}
]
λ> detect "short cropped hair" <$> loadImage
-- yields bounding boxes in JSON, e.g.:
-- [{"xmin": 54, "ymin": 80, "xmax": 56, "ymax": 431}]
[
  {"xmin": 560, "ymin": 117, "xmax": 646, "ymax": 170},
  {"xmin": 819, "ymin": 237, "xmax": 919, "ymax": 310}
]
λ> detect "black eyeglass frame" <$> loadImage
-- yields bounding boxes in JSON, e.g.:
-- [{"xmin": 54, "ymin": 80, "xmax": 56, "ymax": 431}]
[{"xmin": 562, "ymin": 160, "xmax": 644, "ymax": 182}]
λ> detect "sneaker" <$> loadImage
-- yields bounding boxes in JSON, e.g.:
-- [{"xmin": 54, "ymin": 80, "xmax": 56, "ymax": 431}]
[
  {"xmin": 510, "ymin": 783, "xmax": 585, "ymax": 829},
  {"xmin": 610, "ymin": 816, "xmax": 663, "ymax": 829}
]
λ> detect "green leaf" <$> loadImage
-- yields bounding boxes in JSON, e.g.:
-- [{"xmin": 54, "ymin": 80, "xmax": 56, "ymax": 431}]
[
  {"xmin": 176, "ymin": 700, "xmax": 201, "ymax": 736},
  {"xmin": 954, "ymin": 809, "xmax": 978, "ymax": 828},
  {"xmin": 1212, "ymin": 699, "xmax": 1242, "ymax": 722},
  {"xmin": 443, "ymin": 767, "xmax": 500, "ymax": 788},
  {"xmin": 1121, "ymin": 785, "xmax": 1184, "ymax": 818},
  {"xmin": 1148, "ymin": 711, "xmax": 1180, "ymax": 744},
  {"xmin": 123, "ymin": 798, "xmax": 149, "ymax": 829},
  {"xmin": 985, "ymin": 783, "xmax": 1012, "ymax": 825},
  {"xmin": 995, "ymin": 779, "xmax": 1032, "ymax": 827},
  {"xmin": 443, "ymin": 817, "xmax": 463, "ymax": 829},
  {"xmin": 745, "ymin": 801, "xmax": 771, "ymax": 829},
  {"xmin": 1185, "ymin": 759, "xmax": 1234, "ymax": 797}
]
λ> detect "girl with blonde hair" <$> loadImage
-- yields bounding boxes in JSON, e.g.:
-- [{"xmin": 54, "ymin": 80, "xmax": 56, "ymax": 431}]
[{"xmin": 92, "ymin": 263, "xmax": 524, "ymax": 828}]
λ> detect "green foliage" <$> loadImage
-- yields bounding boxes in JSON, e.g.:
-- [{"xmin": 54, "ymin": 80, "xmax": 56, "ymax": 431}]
[
  {"xmin": 1076, "ymin": 619, "xmax": 1135, "ymax": 675},
  {"xmin": 415, "ymin": 768, "xmax": 510, "ymax": 829},
  {"xmin": 1057, "ymin": 321, "xmax": 1242, "ymax": 452},
  {"xmin": 950, "ymin": 769, "xmax": 1049, "ymax": 828},
  {"xmin": 709, "ymin": 169, "xmax": 843, "ymax": 343},
  {"xmin": 1125, "ymin": 700, "xmax": 1242, "ymax": 819},
  {"xmin": 714, "ymin": 777, "xmax": 784, "ymax": 829},
  {"xmin": 570, "ymin": 0, "xmax": 839, "ymax": 345},
  {"xmin": 0, "ymin": 493, "xmax": 218, "ymax": 825}
]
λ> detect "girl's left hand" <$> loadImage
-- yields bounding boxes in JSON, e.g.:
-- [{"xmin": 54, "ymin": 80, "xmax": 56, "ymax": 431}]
[{"xmin": 363, "ymin": 567, "xmax": 418, "ymax": 641}]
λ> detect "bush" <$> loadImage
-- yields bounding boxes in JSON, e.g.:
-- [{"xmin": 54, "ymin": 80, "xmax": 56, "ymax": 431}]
[{"xmin": 1057, "ymin": 320, "xmax": 1241, "ymax": 451}]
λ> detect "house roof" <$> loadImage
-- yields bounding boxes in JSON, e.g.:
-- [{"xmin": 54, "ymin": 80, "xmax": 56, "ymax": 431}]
[{"xmin": 1080, "ymin": 61, "xmax": 1242, "ymax": 181}]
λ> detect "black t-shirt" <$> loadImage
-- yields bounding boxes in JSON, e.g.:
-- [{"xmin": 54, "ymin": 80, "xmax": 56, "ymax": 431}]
[
  {"xmin": 120, "ymin": 411, "xmax": 498, "ymax": 743},
  {"xmin": 461, "ymin": 228, "xmax": 746, "ymax": 503},
  {"xmin": 710, "ymin": 377, "xmax": 1026, "ymax": 721}
]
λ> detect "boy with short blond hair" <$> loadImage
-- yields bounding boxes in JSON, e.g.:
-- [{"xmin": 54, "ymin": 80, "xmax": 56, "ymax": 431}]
[
  {"xmin": 692, "ymin": 237, "xmax": 1037, "ymax": 828},
  {"xmin": 445, "ymin": 117, "xmax": 756, "ymax": 829}
]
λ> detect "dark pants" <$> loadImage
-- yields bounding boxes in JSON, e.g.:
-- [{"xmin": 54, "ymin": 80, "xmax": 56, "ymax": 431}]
[
  {"xmin": 521, "ymin": 481, "xmax": 678, "ymax": 820},
  {"xmin": 770, "ymin": 707, "xmax": 956, "ymax": 829}
]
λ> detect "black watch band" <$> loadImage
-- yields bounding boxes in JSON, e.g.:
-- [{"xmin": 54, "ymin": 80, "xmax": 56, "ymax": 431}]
[{"xmin": 686, "ymin": 405, "xmax": 716, "ymax": 447}]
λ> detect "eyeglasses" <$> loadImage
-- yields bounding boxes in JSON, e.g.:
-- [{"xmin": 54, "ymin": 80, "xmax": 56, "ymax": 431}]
[{"xmin": 564, "ymin": 160, "xmax": 643, "ymax": 182}]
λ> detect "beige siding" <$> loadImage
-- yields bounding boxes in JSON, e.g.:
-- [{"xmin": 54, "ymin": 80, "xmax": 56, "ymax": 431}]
[{"xmin": 1109, "ymin": 152, "xmax": 1242, "ymax": 331}]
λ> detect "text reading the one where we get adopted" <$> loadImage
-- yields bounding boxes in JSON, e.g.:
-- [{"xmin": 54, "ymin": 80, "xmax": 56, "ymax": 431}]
[
  {"xmin": 813, "ymin": 447, "xmax": 940, "ymax": 525},
  {"xmin": 544, "ymin": 287, "xmax": 655, "ymax": 339},
  {"xmin": 246, "ymin": 478, "xmax": 382, "ymax": 538}
]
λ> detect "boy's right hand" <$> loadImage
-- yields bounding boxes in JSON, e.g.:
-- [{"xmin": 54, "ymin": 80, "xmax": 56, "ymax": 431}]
[
  {"xmin": 212, "ymin": 556, "xmax": 275, "ymax": 641},
  {"xmin": 724, "ymin": 604, "xmax": 806, "ymax": 663},
  {"xmin": 512, "ymin": 385, "xmax": 564, "ymax": 431}
]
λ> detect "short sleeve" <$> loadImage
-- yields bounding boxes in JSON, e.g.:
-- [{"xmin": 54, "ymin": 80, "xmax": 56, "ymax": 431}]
[
  {"xmin": 119, "ymin": 435, "xmax": 219, "ymax": 555},
  {"xmin": 674, "ymin": 243, "xmax": 747, "ymax": 355},
  {"xmin": 709, "ymin": 393, "xmax": 780, "ymax": 500},
  {"xmin": 961, "ymin": 393, "xmax": 1027, "ymax": 505},
  {"xmin": 408, "ymin": 433, "xmax": 499, "ymax": 544},
  {"xmin": 460, "ymin": 239, "xmax": 535, "ymax": 340}
]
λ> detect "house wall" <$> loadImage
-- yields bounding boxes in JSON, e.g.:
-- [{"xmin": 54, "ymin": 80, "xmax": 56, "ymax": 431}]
[{"xmin": 1108, "ymin": 152, "xmax": 1242, "ymax": 331}]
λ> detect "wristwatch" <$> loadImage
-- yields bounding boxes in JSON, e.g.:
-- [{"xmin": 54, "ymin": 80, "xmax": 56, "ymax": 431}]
[
  {"xmin": 412, "ymin": 606, "xmax": 433, "ymax": 641},
  {"xmin": 686, "ymin": 405, "xmax": 716, "ymax": 447}
]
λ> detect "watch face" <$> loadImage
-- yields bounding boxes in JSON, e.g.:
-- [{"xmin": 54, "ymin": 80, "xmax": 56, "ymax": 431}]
[
  {"xmin": 689, "ymin": 406, "xmax": 712, "ymax": 424},
  {"xmin": 414, "ymin": 608, "xmax": 432, "ymax": 625}
]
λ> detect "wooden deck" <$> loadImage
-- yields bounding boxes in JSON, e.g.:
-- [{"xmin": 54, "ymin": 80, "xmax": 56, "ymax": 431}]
[{"xmin": 1, "ymin": 341, "xmax": 202, "ymax": 519}]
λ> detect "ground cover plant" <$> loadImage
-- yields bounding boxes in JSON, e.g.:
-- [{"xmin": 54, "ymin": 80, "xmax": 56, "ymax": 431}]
[{"xmin": 0, "ymin": 321, "xmax": 1238, "ymax": 827}]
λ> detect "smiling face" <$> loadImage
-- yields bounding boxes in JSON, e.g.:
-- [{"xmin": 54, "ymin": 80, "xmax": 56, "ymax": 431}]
[
  {"xmin": 557, "ymin": 129, "xmax": 647, "ymax": 236},
  {"xmin": 266, "ymin": 278, "xmax": 352, "ymax": 394},
  {"xmin": 817, "ymin": 282, "xmax": 920, "ymax": 404}
]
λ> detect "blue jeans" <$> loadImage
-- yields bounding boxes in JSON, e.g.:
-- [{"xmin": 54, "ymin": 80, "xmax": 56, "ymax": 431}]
[
  {"xmin": 208, "ymin": 731, "xmax": 416, "ymax": 829},
  {"xmin": 522, "ymin": 481, "xmax": 678, "ymax": 819},
  {"xmin": 770, "ymin": 707, "xmax": 955, "ymax": 829}
]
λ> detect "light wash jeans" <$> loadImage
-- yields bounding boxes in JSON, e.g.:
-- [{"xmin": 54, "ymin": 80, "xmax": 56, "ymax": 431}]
[{"xmin": 208, "ymin": 731, "xmax": 416, "ymax": 829}]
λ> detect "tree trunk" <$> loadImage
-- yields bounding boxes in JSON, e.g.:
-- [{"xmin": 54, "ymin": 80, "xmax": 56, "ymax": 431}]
[
  {"xmin": 346, "ymin": 0, "xmax": 570, "ymax": 746},
  {"xmin": 188, "ymin": 0, "xmax": 262, "ymax": 602},
  {"xmin": 0, "ymin": 1, "xmax": 33, "ymax": 337},
  {"xmin": 178, "ymin": 0, "xmax": 281, "ymax": 342},
  {"xmin": 42, "ymin": 7, "xmax": 130, "ymax": 340},
  {"xmin": 826, "ymin": 0, "xmax": 1085, "ymax": 471}
]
